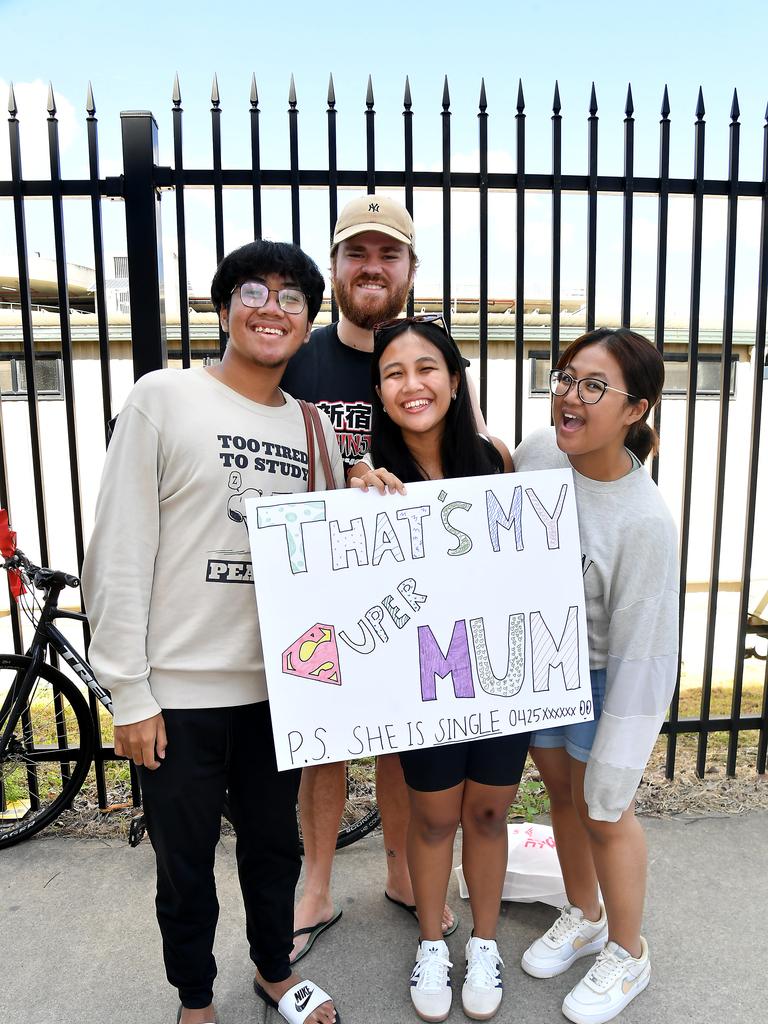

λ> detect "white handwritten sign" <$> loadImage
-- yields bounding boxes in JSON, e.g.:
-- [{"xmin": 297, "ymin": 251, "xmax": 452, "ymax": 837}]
[{"xmin": 246, "ymin": 469, "xmax": 591, "ymax": 771}]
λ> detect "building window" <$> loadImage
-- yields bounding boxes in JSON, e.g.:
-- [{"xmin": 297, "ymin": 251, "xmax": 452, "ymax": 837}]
[
  {"xmin": 0, "ymin": 355, "xmax": 64, "ymax": 399},
  {"xmin": 530, "ymin": 351, "xmax": 737, "ymax": 398}
]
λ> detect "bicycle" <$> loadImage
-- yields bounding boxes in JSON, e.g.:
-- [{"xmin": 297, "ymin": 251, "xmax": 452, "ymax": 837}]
[{"xmin": 0, "ymin": 529, "xmax": 379, "ymax": 851}]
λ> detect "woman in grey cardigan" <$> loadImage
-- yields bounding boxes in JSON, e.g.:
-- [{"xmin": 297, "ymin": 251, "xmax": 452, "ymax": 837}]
[{"xmin": 513, "ymin": 328, "xmax": 679, "ymax": 1024}]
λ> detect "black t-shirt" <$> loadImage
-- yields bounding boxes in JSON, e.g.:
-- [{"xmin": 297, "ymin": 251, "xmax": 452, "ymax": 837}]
[{"xmin": 281, "ymin": 323, "xmax": 373, "ymax": 472}]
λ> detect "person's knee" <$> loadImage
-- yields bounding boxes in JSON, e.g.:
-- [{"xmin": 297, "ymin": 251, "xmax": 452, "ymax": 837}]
[
  {"xmin": 411, "ymin": 809, "xmax": 459, "ymax": 844},
  {"xmin": 545, "ymin": 774, "xmax": 574, "ymax": 809},
  {"xmin": 462, "ymin": 802, "xmax": 508, "ymax": 839},
  {"xmin": 580, "ymin": 808, "xmax": 635, "ymax": 845}
]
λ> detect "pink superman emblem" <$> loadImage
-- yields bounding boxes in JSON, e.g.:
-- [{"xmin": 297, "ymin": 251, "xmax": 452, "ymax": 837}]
[{"xmin": 282, "ymin": 623, "xmax": 342, "ymax": 685}]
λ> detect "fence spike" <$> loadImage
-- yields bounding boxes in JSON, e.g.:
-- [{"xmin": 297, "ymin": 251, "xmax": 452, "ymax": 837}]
[
  {"xmin": 516, "ymin": 78, "xmax": 525, "ymax": 113},
  {"xmin": 403, "ymin": 75, "xmax": 412, "ymax": 109},
  {"xmin": 442, "ymin": 75, "xmax": 450, "ymax": 109},
  {"xmin": 211, "ymin": 73, "xmax": 220, "ymax": 107},
  {"xmin": 765, "ymin": 98, "xmax": 768, "ymax": 123},
  {"xmin": 86, "ymin": 81, "xmax": 96, "ymax": 116},
  {"xmin": 327, "ymin": 73, "xmax": 335, "ymax": 108},
  {"xmin": 8, "ymin": 81, "xmax": 16, "ymax": 117},
  {"xmin": 730, "ymin": 88, "xmax": 740, "ymax": 122},
  {"xmin": 589, "ymin": 82, "xmax": 598, "ymax": 115},
  {"xmin": 366, "ymin": 74, "xmax": 374, "ymax": 108},
  {"xmin": 250, "ymin": 74, "xmax": 259, "ymax": 108},
  {"xmin": 695, "ymin": 86, "xmax": 705, "ymax": 120},
  {"xmin": 172, "ymin": 73, "xmax": 181, "ymax": 107},
  {"xmin": 47, "ymin": 82, "xmax": 56, "ymax": 117},
  {"xmin": 661, "ymin": 84, "xmax": 670, "ymax": 119},
  {"xmin": 289, "ymin": 73, "xmax": 297, "ymax": 106},
  {"xmin": 625, "ymin": 83, "xmax": 634, "ymax": 117},
  {"xmin": 552, "ymin": 80, "xmax": 561, "ymax": 115},
  {"xmin": 479, "ymin": 78, "xmax": 487, "ymax": 112}
]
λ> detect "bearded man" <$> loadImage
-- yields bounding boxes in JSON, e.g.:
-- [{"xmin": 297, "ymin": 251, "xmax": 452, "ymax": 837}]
[{"xmin": 281, "ymin": 196, "xmax": 483, "ymax": 961}]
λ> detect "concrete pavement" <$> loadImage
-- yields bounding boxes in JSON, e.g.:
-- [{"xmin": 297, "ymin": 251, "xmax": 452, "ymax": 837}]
[{"xmin": 1, "ymin": 812, "xmax": 766, "ymax": 1024}]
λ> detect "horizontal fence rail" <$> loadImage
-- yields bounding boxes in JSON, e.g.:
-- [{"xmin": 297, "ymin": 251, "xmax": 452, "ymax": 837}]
[{"xmin": 1, "ymin": 75, "xmax": 767, "ymax": 812}]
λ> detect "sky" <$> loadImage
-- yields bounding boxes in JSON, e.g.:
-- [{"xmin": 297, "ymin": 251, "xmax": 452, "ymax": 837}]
[{"xmin": 1, "ymin": 0, "xmax": 767, "ymax": 323}]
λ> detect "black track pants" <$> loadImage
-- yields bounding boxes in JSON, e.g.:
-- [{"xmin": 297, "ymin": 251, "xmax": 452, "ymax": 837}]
[{"xmin": 140, "ymin": 701, "xmax": 302, "ymax": 1009}]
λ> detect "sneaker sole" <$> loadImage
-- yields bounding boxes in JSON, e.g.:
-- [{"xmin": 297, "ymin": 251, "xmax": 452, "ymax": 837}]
[
  {"xmin": 410, "ymin": 994, "xmax": 452, "ymax": 1023},
  {"xmin": 461, "ymin": 988, "xmax": 503, "ymax": 1021},
  {"xmin": 561, "ymin": 963, "xmax": 651, "ymax": 1024},
  {"xmin": 521, "ymin": 935, "xmax": 607, "ymax": 979}
]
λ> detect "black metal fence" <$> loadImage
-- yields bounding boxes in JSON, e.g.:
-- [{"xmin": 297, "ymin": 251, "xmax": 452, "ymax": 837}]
[{"xmin": 1, "ymin": 74, "xmax": 767, "ymax": 806}]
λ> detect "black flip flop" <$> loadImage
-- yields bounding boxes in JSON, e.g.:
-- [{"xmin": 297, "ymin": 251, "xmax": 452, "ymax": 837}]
[
  {"xmin": 290, "ymin": 908, "xmax": 343, "ymax": 964},
  {"xmin": 384, "ymin": 891, "xmax": 459, "ymax": 937}
]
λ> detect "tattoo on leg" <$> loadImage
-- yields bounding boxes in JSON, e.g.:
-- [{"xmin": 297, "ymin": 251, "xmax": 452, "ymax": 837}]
[{"xmin": 386, "ymin": 848, "xmax": 397, "ymax": 858}]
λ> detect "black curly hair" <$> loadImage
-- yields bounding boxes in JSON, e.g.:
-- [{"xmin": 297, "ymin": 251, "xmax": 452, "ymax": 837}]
[{"xmin": 210, "ymin": 240, "xmax": 325, "ymax": 320}]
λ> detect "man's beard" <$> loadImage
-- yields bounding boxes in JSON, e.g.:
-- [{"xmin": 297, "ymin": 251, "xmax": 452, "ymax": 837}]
[{"xmin": 333, "ymin": 273, "xmax": 412, "ymax": 331}]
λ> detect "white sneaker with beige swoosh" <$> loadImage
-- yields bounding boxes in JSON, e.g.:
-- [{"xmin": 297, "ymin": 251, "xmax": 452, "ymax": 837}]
[
  {"xmin": 521, "ymin": 903, "xmax": 608, "ymax": 978},
  {"xmin": 562, "ymin": 938, "xmax": 651, "ymax": 1024}
]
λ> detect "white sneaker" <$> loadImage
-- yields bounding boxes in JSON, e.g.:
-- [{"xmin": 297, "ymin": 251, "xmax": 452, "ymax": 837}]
[
  {"xmin": 462, "ymin": 936, "xmax": 504, "ymax": 1021},
  {"xmin": 521, "ymin": 903, "xmax": 608, "ymax": 978},
  {"xmin": 562, "ymin": 938, "xmax": 651, "ymax": 1024},
  {"xmin": 409, "ymin": 938, "xmax": 453, "ymax": 1022}
]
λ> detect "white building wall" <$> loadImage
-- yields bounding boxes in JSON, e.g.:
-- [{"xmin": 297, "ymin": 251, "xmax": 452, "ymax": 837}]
[{"xmin": 1, "ymin": 349, "xmax": 766, "ymax": 688}]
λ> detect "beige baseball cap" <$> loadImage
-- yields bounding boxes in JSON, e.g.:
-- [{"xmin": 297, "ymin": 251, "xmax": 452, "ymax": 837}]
[{"xmin": 332, "ymin": 195, "xmax": 415, "ymax": 249}]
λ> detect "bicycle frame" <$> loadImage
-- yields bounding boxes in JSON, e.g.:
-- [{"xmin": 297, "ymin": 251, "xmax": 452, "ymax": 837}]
[{"xmin": 0, "ymin": 576, "xmax": 112, "ymax": 755}]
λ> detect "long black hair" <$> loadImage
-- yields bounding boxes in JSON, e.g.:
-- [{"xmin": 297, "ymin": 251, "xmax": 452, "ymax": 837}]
[
  {"xmin": 557, "ymin": 327, "xmax": 664, "ymax": 463},
  {"xmin": 370, "ymin": 319, "xmax": 502, "ymax": 483}
]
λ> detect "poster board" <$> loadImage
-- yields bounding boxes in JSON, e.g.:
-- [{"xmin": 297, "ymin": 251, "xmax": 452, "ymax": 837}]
[{"xmin": 246, "ymin": 469, "xmax": 591, "ymax": 771}]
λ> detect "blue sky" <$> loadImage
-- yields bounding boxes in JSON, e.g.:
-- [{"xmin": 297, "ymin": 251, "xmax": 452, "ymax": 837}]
[{"xmin": 2, "ymin": 0, "xmax": 766, "ymax": 320}]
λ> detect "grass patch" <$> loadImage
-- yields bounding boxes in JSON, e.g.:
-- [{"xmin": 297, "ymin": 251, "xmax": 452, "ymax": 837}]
[
  {"xmin": 509, "ymin": 774, "xmax": 550, "ymax": 822},
  {"xmin": 659, "ymin": 684, "xmax": 764, "ymax": 770}
]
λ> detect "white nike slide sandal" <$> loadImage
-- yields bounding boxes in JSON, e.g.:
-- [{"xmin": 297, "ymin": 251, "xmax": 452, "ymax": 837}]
[{"xmin": 254, "ymin": 978, "xmax": 342, "ymax": 1023}]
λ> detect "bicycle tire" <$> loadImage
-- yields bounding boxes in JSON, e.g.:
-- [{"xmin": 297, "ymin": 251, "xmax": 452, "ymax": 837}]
[
  {"xmin": 296, "ymin": 758, "xmax": 381, "ymax": 854},
  {"xmin": 0, "ymin": 655, "xmax": 94, "ymax": 849}
]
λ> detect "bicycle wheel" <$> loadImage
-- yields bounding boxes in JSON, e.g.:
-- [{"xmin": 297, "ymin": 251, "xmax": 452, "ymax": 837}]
[
  {"xmin": 0, "ymin": 655, "xmax": 94, "ymax": 849},
  {"xmin": 296, "ymin": 758, "xmax": 381, "ymax": 855}
]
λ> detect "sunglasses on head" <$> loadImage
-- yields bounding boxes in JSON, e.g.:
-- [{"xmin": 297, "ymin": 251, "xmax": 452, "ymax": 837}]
[{"xmin": 373, "ymin": 312, "xmax": 450, "ymax": 338}]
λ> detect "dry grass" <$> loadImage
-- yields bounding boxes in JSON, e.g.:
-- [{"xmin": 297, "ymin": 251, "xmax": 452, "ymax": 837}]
[{"xmin": 20, "ymin": 685, "xmax": 768, "ymax": 842}]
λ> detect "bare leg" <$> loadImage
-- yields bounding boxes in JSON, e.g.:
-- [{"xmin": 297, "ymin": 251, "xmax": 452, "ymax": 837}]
[
  {"xmin": 378, "ymin": 753, "xmax": 455, "ymax": 933},
  {"xmin": 255, "ymin": 969, "xmax": 337, "ymax": 1024},
  {"xmin": 570, "ymin": 761, "xmax": 646, "ymax": 957},
  {"xmin": 179, "ymin": 1007, "xmax": 216, "ymax": 1024},
  {"xmin": 459, "ymin": 781, "xmax": 518, "ymax": 939},
  {"xmin": 530, "ymin": 746, "xmax": 601, "ymax": 921},
  {"xmin": 406, "ymin": 782, "xmax": 464, "ymax": 940},
  {"xmin": 293, "ymin": 762, "xmax": 346, "ymax": 960}
]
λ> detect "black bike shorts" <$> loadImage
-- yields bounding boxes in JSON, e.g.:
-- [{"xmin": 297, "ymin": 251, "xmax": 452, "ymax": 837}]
[{"xmin": 399, "ymin": 731, "xmax": 530, "ymax": 793}]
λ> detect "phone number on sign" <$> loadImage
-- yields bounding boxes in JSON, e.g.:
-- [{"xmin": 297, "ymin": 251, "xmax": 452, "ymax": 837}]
[{"xmin": 508, "ymin": 699, "xmax": 593, "ymax": 728}]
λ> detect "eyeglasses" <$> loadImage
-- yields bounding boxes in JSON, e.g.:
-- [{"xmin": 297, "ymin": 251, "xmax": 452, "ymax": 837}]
[
  {"xmin": 549, "ymin": 369, "xmax": 637, "ymax": 405},
  {"xmin": 231, "ymin": 280, "xmax": 307, "ymax": 315},
  {"xmin": 373, "ymin": 312, "xmax": 450, "ymax": 337}
]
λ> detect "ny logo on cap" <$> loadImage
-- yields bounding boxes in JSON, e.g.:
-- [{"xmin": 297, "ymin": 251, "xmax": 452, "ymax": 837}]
[{"xmin": 368, "ymin": 202, "xmax": 380, "ymax": 213}]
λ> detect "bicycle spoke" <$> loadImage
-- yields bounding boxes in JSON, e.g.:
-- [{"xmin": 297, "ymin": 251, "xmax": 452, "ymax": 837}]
[{"xmin": 0, "ymin": 657, "xmax": 93, "ymax": 847}]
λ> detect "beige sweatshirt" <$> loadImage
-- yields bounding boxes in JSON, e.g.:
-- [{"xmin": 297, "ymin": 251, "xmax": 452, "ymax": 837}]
[{"xmin": 81, "ymin": 367, "xmax": 344, "ymax": 725}]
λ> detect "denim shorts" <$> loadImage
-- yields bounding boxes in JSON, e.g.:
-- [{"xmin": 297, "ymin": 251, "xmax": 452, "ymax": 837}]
[{"xmin": 529, "ymin": 668, "xmax": 606, "ymax": 763}]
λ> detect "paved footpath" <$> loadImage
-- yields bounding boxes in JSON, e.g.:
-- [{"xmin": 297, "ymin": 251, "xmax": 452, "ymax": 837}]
[{"xmin": 1, "ymin": 811, "xmax": 766, "ymax": 1024}]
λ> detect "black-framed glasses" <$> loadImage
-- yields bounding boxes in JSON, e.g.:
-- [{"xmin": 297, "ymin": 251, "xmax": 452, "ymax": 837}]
[
  {"xmin": 549, "ymin": 369, "xmax": 637, "ymax": 405},
  {"xmin": 231, "ymin": 280, "xmax": 307, "ymax": 315}
]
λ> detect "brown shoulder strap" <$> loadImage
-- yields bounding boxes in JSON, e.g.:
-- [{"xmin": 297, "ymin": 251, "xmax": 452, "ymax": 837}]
[
  {"xmin": 307, "ymin": 402, "xmax": 337, "ymax": 491},
  {"xmin": 297, "ymin": 399, "xmax": 316, "ymax": 492}
]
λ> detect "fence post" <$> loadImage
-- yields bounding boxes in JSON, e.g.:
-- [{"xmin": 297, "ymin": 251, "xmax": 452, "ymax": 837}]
[{"xmin": 120, "ymin": 110, "xmax": 167, "ymax": 379}]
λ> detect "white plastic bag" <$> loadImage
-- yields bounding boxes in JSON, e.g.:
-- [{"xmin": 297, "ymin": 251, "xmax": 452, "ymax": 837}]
[{"xmin": 454, "ymin": 823, "xmax": 567, "ymax": 908}]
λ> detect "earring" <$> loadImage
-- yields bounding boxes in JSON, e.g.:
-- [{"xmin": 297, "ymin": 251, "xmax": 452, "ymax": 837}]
[{"xmin": 451, "ymin": 391, "xmax": 457, "ymax": 400}]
